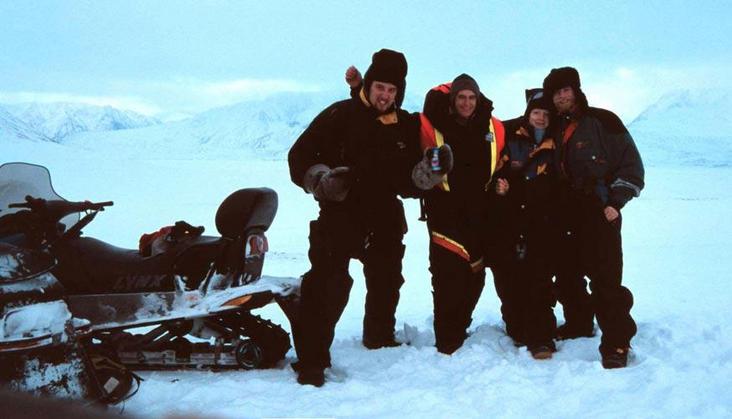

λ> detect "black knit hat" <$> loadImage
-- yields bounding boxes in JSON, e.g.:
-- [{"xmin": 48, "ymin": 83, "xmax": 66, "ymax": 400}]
[
  {"xmin": 542, "ymin": 67, "xmax": 581, "ymax": 98},
  {"xmin": 524, "ymin": 88, "xmax": 552, "ymax": 117},
  {"xmin": 449, "ymin": 73, "xmax": 481, "ymax": 108},
  {"xmin": 363, "ymin": 49, "xmax": 408, "ymax": 108}
]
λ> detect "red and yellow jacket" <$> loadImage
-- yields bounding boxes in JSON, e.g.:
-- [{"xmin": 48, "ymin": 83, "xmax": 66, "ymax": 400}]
[{"xmin": 420, "ymin": 82, "xmax": 506, "ymax": 266}]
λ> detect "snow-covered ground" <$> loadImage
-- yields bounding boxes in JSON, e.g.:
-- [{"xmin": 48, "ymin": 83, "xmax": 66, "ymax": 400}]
[{"xmin": 2, "ymin": 137, "xmax": 730, "ymax": 418}]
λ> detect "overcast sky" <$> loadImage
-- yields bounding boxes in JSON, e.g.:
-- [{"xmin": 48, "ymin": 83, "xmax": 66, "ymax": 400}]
[{"xmin": 1, "ymin": 0, "xmax": 730, "ymax": 121}]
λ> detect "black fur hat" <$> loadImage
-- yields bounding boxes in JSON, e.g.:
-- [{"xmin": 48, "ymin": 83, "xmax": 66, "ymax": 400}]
[
  {"xmin": 542, "ymin": 67, "xmax": 581, "ymax": 98},
  {"xmin": 363, "ymin": 49, "xmax": 408, "ymax": 108}
]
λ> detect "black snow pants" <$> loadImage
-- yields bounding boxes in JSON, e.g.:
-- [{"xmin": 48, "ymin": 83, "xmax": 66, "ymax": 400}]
[
  {"xmin": 554, "ymin": 270, "xmax": 595, "ymax": 333},
  {"xmin": 557, "ymin": 189, "xmax": 637, "ymax": 350},
  {"xmin": 427, "ymin": 215, "xmax": 486, "ymax": 355},
  {"xmin": 292, "ymin": 211, "xmax": 405, "ymax": 369},
  {"xmin": 491, "ymin": 258, "xmax": 557, "ymax": 348}
]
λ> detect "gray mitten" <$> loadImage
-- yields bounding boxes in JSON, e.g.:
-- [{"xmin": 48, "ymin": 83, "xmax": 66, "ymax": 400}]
[
  {"xmin": 303, "ymin": 164, "xmax": 352, "ymax": 201},
  {"xmin": 412, "ymin": 144, "xmax": 453, "ymax": 190}
]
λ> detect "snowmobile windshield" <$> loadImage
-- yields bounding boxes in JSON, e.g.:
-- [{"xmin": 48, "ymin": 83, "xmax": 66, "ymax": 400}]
[{"xmin": 0, "ymin": 162, "xmax": 79, "ymax": 230}]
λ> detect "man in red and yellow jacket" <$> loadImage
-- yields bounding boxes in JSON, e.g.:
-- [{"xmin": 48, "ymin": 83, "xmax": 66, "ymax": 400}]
[
  {"xmin": 345, "ymin": 71, "xmax": 502, "ymax": 355},
  {"xmin": 420, "ymin": 74, "xmax": 505, "ymax": 354}
]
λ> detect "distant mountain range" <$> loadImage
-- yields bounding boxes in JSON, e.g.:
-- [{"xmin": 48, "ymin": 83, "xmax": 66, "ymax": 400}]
[
  {"xmin": 2, "ymin": 89, "xmax": 730, "ymax": 166},
  {"xmin": 1, "ymin": 102, "xmax": 160, "ymax": 143},
  {"xmin": 56, "ymin": 91, "xmax": 342, "ymax": 159},
  {"xmin": 0, "ymin": 107, "xmax": 49, "ymax": 142}
]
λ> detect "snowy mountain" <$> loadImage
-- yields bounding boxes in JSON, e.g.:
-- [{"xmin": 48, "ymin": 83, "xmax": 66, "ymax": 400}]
[
  {"xmin": 63, "ymin": 91, "xmax": 345, "ymax": 159},
  {"xmin": 6, "ymin": 89, "xmax": 730, "ymax": 167},
  {"xmin": 50, "ymin": 91, "xmax": 423, "ymax": 159},
  {"xmin": 0, "ymin": 107, "xmax": 50, "ymax": 142},
  {"xmin": 2, "ymin": 102, "xmax": 160, "ymax": 143},
  {"xmin": 176, "ymin": 91, "xmax": 337, "ymax": 154},
  {"xmin": 629, "ymin": 89, "xmax": 732, "ymax": 167}
]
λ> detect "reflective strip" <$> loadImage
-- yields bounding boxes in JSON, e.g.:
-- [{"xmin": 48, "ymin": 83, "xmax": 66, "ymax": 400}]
[
  {"xmin": 485, "ymin": 117, "xmax": 506, "ymax": 190},
  {"xmin": 489, "ymin": 118, "xmax": 497, "ymax": 177},
  {"xmin": 431, "ymin": 231, "xmax": 470, "ymax": 261},
  {"xmin": 434, "ymin": 130, "xmax": 449, "ymax": 191},
  {"xmin": 611, "ymin": 178, "xmax": 642, "ymax": 197},
  {"xmin": 435, "ymin": 128, "xmax": 445, "ymax": 148}
]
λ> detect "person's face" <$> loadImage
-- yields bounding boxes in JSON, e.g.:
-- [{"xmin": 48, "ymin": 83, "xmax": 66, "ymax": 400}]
[
  {"xmin": 368, "ymin": 81, "xmax": 398, "ymax": 113},
  {"xmin": 454, "ymin": 89, "xmax": 477, "ymax": 119},
  {"xmin": 553, "ymin": 86, "xmax": 576, "ymax": 114},
  {"xmin": 528, "ymin": 108, "xmax": 551, "ymax": 129}
]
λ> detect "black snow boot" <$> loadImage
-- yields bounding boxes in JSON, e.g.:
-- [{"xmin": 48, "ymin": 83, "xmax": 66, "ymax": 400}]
[
  {"xmin": 297, "ymin": 367, "xmax": 325, "ymax": 387},
  {"xmin": 292, "ymin": 361, "xmax": 325, "ymax": 387},
  {"xmin": 601, "ymin": 347, "xmax": 630, "ymax": 369},
  {"xmin": 528, "ymin": 342, "xmax": 556, "ymax": 360},
  {"xmin": 363, "ymin": 336, "xmax": 401, "ymax": 350}
]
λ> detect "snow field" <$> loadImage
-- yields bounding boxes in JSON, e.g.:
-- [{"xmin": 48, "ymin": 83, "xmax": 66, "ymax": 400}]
[{"xmin": 1, "ymin": 141, "xmax": 731, "ymax": 418}]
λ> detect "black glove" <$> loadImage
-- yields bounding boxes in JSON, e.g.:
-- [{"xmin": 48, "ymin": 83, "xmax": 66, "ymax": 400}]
[
  {"xmin": 303, "ymin": 164, "xmax": 352, "ymax": 202},
  {"xmin": 412, "ymin": 144, "xmax": 453, "ymax": 190}
]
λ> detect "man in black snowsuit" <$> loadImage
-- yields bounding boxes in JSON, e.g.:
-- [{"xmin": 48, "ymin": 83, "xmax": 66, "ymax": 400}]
[
  {"xmin": 288, "ymin": 49, "xmax": 451, "ymax": 386},
  {"xmin": 490, "ymin": 88, "xmax": 558, "ymax": 359},
  {"xmin": 420, "ymin": 74, "xmax": 505, "ymax": 354},
  {"xmin": 543, "ymin": 67, "xmax": 644, "ymax": 368}
]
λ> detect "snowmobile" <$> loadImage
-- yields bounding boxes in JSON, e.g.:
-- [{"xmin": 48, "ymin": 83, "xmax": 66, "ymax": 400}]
[{"xmin": 0, "ymin": 162, "xmax": 300, "ymax": 402}]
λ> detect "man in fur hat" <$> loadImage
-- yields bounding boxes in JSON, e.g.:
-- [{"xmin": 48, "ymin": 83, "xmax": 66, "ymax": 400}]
[
  {"xmin": 543, "ymin": 67, "xmax": 644, "ymax": 368},
  {"xmin": 288, "ymin": 49, "xmax": 452, "ymax": 386}
]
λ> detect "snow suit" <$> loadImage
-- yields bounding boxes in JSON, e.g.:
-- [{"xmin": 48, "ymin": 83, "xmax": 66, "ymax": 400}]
[
  {"xmin": 489, "ymin": 116, "xmax": 558, "ymax": 349},
  {"xmin": 420, "ymin": 81, "xmax": 505, "ymax": 354},
  {"xmin": 288, "ymin": 89, "xmax": 422, "ymax": 370},
  {"xmin": 551, "ymin": 89, "xmax": 644, "ymax": 352}
]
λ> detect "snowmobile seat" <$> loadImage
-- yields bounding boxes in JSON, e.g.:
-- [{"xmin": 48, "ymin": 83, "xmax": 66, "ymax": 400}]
[
  {"xmin": 54, "ymin": 236, "xmax": 186, "ymax": 293},
  {"xmin": 215, "ymin": 188, "xmax": 278, "ymax": 239},
  {"xmin": 176, "ymin": 234, "xmax": 222, "ymax": 248}
]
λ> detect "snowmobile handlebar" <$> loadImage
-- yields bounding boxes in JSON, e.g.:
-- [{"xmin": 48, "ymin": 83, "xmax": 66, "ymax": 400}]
[
  {"xmin": 1, "ymin": 196, "xmax": 113, "ymax": 247},
  {"xmin": 8, "ymin": 196, "xmax": 113, "ymax": 219}
]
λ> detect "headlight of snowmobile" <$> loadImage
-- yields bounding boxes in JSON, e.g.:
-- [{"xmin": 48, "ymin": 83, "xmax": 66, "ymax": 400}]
[{"xmin": 244, "ymin": 233, "xmax": 268, "ymax": 258}]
